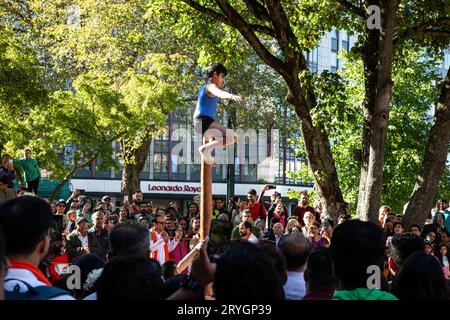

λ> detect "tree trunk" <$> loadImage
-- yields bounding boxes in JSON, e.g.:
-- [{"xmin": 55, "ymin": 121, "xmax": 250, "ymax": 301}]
[
  {"xmin": 50, "ymin": 153, "xmax": 97, "ymax": 201},
  {"xmin": 403, "ymin": 67, "xmax": 450, "ymax": 227},
  {"xmin": 357, "ymin": 0, "xmax": 397, "ymax": 223},
  {"xmin": 120, "ymin": 136, "xmax": 152, "ymax": 201},
  {"xmin": 285, "ymin": 78, "xmax": 345, "ymax": 221}
]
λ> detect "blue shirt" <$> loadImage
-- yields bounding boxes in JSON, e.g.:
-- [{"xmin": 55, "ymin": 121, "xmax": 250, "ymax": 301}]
[
  {"xmin": 443, "ymin": 210, "xmax": 450, "ymax": 234},
  {"xmin": 193, "ymin": 84, "xmax": 219, "ymax": 119}
]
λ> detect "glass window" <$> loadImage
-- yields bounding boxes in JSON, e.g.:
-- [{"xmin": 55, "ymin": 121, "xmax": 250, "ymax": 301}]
[
  {"xmin": 308, "ymin": 48, "xmax": 319, "ymax": 74},
  {"xmin": 331, "ymin": 52, "xmax": 339, "ymax": 72},
  {"xmin": 331, "ymin": 29, "xmax": 339, "ymax": 52},
  {"xmin": 444, "ymin": 51, "xmax": 450, "ymax": 69}
]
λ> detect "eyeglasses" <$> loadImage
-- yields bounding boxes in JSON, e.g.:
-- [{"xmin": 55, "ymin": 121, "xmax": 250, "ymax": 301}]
[{"xmin": 155, "ymin": 221, "xmax": 164, "ymax": 225}]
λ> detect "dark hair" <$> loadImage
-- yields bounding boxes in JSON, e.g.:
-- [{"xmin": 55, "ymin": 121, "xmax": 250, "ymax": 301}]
[
  {"xmin": 323, "ymin": 218, "xmax": 335, "ymax": 229},
  {"xmin": 390, "ymin": 232, "xmax": 425, "ymax": 270},
  {"xmin": 93, "ymin": 204, "xmax": 104, "ymax": 213},
  {"xmin": 108, "ymin": 220, "xmax": 150, "ymax": 258},
  {"xmin": 391, "ymin": 252, "xmax": 449, "ymax": 300},
  {"xmin": 247, "ymin": 189, "xmax": 257, "ymax": 196},
  {"xmin": 278, "ymin": 233, "xmax": 311, "ymax": 270},
  {"xmin": 0, "ymin": 196, "xmax": 53, "ymax": 256},
  {"xmin": 409, "ymin": 224, "xmax": 421, "ymax": 232},
  {"xmin": 206, "ymin": 63, "xmax": 228, "ymax": 78},
  {"xmin": 393, "ymin": 221, "xmax": 405, "ymax": 230},
  {"xmin": 257, "ymin": 241, "xmax": 288, "ymax": 285},
  {"xmin": 338, "ymin": 214, "xmax": 348, "ymax": 221},
  {"xmin": 242, "ymin": 221, "xmax": 252, "ymax": 230},
  {"xmin": 213, "ymin": 240, "xmax": 284, "ymax": 300},
  {"xmin": 435, "ymin": 243, "xmax": 449, "ymax": 266},
  {"xmin": 72, "ymin": 254, "xmax": 105, "ymax": 295},
  {"xmin": 97, "ymin": 255, "xmax": 164, "ymax": 300},
  {"xmin": 330, "ymin": 219, "xmax": 385, "ymax": 290},
  {"xmin": 165, "ymin": 207, "xmax": 177, "ymax": 216},
  {"xmin": 161, "ymin": 259, "xmax": 177, "ymax": 281},
  {"xmin": 133, "ymin": 190, "xmax": 143, "ymax": 195},
  {"xmin": 270, "ymin": 217, "xmax": 281, "ymax": 225},
  {"xmin": 305, "ymin": 248, "xmax": 336, "ymax": 293},
  {"xmin": 311, "ymin": 221, "xmax": 321, "ymax": 229}
]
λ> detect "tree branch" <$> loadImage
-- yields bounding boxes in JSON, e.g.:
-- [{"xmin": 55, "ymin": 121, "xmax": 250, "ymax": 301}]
[
  {"xmin": 394, "ymin": 17, "xmax": 450, "ymax": 45},
  {"xmin": 243, "ymin": 0, "xmax": 270, "ymax": 22},
  {"xmin": 49, "ymin": 152, "xmax": 97, "ymax": 201},
  {"xmin": 211, "ymin": 0, "xmax": 286, "ymax": 73},
  {"xmin": 334, "ymin": 0, "xmax": 365, "ymax": 17},
  {"xmin": 249, "ymin": 23, "xmax": 275, "ymax": 36},
  {"xmin": 182, "ymin": 0, "xmax": 228, "ymax": 26},
  {"xmin": 422, "ymin": 30, "xmax": 450, "ymax": 39},
  {"xmin": 182, "ymin": 0, "xmax": 275, "ymax": 36},
  {"xmin": 265, "ymin": 0, "xmax": 306, "ymax": 71}
]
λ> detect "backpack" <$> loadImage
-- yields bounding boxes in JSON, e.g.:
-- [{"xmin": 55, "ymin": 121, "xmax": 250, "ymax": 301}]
[{"xmin": 5, "ymin": 278, "xmax": 71, "ymax": 300}]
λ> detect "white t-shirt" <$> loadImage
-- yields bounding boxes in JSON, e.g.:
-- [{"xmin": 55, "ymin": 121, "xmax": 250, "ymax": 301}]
[
  {"xmin": 247, "ymin": 232, "xmax": 259, "ymax": 243},
  {"xmin": 5, "ymin": 268, "xmax": 75, "ymax": 300},
  {"xmin": 284, "ymin": 271, "xmax": 306, "ymax": 300},
  {"xmin": 78, "ymin": 233, "xmax": 89, "ymax": 248}
]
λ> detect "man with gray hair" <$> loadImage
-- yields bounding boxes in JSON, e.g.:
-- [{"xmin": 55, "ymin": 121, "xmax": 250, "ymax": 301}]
[
  {"xmin": 88, "ymin": 211, "xmax": 109, "ymax": 261},
  {"xmin": 278, "ymin": 232, "xmax": 311, "ymax": 299}
]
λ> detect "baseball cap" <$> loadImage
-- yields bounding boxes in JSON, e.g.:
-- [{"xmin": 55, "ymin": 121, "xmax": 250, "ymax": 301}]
[
  {"xmin": 76, "ymin": 217, "xmax": 89, "ymax": 225},
  {"xmin": 56, "ymin": 199, "xmax": 66, "ymax": 205},
  {"xmin": 102, "ymin": 196, "xmax": 111, "ymax": 202}
]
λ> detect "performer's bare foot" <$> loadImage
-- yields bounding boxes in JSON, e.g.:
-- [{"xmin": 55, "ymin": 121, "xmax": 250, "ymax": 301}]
[{"xmin": 198, "ymin": 145, "xmax": 215, "ymax": 165}]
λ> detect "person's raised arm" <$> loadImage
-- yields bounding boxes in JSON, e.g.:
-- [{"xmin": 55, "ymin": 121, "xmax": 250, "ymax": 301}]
[
  {"xmin": 168, "ymin": 238, "xmax": 214, "ymax": 300},
  {"xmin": 258, "ymin": 184, "xmax": 271, "ymax": 204},
  {"xmin": 176, "ymin": 237, "xmax": 208, "ymax": 274},
  {"xmin": 206, "ymin": 83, "xmax": 242, "ymax": 101}
]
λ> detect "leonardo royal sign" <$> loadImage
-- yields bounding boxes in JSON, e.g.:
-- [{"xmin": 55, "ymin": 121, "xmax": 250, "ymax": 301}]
[{"xmin": 148, "ymin": 184, "xmax": 201, "ymax": 193}]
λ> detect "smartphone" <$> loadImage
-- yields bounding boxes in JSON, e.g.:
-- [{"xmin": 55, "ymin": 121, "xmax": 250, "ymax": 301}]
[
  {"xmin": 207, "ymin": 219, "xmax": 233, "ymax": 263},
  {"xmin": 267, "ymin": 185, "xmax": 276, "ymax": 189}
]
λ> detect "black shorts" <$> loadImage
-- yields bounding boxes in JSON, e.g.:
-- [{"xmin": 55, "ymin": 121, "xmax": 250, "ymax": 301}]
[{"xmin": 193, "ymin": 116, "xmax": 215, "ymax": 135}]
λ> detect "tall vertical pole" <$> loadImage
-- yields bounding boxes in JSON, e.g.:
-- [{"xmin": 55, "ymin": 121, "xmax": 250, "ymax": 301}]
[
  {"xmin": 226, "ymin": 110, "xmax": 235, "ymax": 206},
  {"xmin": 200, "ymin": 138, "xmax": 213, "ymax": 240},
  {"xmin": 168, "ymin": 112, "xmax": 173, "ymax": 181}
]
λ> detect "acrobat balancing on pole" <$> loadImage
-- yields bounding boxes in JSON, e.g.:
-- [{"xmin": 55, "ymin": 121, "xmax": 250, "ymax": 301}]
[{"xmin": 192, "ymin": 63, "xmax": 243, "ymax": 239}]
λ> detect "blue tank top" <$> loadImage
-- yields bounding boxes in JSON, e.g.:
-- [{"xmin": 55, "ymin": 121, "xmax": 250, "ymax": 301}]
[{"xmin": 193, "ymin": 84, "xmax": 219, "ymax": 119}]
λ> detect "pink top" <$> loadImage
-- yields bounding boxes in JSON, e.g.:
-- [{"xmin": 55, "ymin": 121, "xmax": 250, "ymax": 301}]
[{"xmin": 169, "ymin": 240, "xmax": 189, "ymax": 274}]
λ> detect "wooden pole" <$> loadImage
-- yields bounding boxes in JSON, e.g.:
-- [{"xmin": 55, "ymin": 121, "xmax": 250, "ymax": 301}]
[
  {"xmin": 200, "ymin": 141, "xmax": 213, "ymax": 240},
  {"xmin": 199, "ymin": 159, "xmax": 212, "ymax": 240}
]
